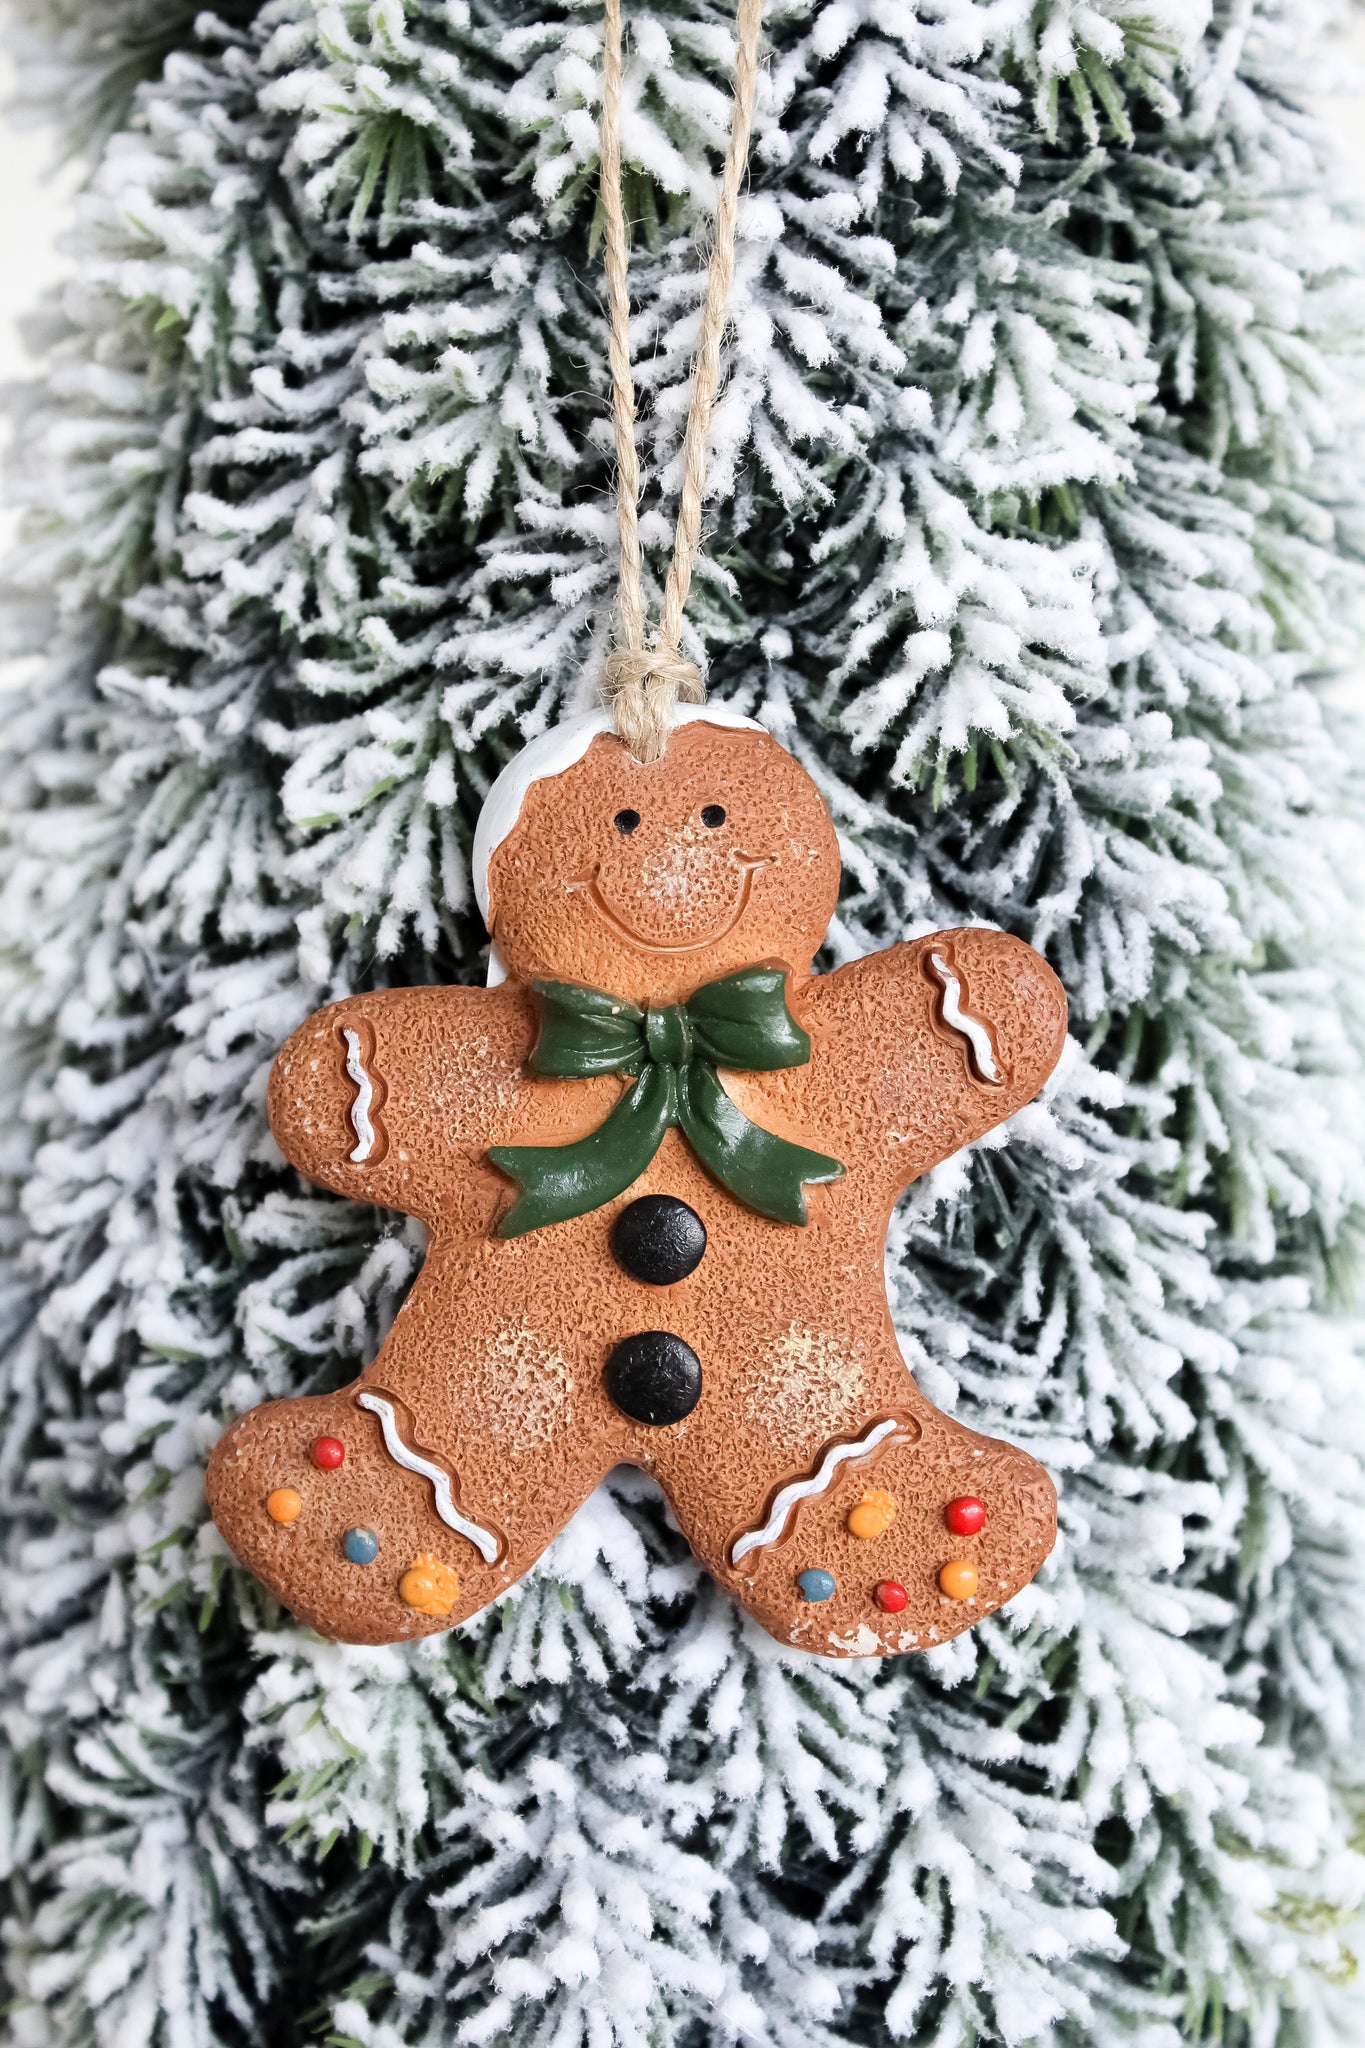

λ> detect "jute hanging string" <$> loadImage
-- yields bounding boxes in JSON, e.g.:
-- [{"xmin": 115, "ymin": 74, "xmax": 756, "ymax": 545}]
[{"xmin": 597, "ymin": 0, "xmax": 766, "ymax": 763}]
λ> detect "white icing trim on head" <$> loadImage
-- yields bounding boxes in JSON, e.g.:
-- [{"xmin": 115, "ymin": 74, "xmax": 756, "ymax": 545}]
[
  {"xmin": 929, "ymin": 951, "xmax": 1003, "ymax": 1084},
  {"xmin": 341, "ymin": 1028, "xmax": 377, "ymax": 1163},
  {"xmin": 472, "ymin": 704, "xmax": 772, "ymax": 932},
  {"xmin": 357, "ymin": 1391, "xmax": 501, "ymax": 1563},
  {"xmin": 730, "ymin": 1416, "xmax": 908, "ymax": 1567}
]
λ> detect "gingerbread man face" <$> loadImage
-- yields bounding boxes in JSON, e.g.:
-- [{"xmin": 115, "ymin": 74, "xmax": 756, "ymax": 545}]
[
  {"xmin": 208, "ymin": 712, "xmax": 1065, "ymax": 1657},
  {"xmin": 485, "ymin": 717, "xmax": 840, "ymax": 1006}
]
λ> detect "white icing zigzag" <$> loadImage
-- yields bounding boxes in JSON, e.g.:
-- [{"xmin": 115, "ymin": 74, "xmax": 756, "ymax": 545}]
[
  {"xmin": 730, "ymin": 1416, "xmax": 906, "ymax": 1566},
  {"xmin": 929, "ymin": 951, "xmax": 1002, "ymax": 1084},
  {"xmin": 341, "ymin": 1027, "xmax": 378, "ymax": 1162},
  {"xmin": 357, "ymin": 1391, "xmax": 502, "ymax": 1563}
]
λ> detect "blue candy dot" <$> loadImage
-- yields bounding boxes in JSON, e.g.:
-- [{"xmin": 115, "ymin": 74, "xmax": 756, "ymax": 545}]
[
  {"xmin": 797, "ymin": 1567, "xmax": 835, "ymax": 1602},
  {"xmin": 344, "ymin": 1527, "xmax": 379, "ymax": 1565}
]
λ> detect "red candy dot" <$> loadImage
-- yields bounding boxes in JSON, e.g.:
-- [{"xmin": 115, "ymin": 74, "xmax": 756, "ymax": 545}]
[
  {"xmin": 875, "ymin": 1580, "xmax": 908, "ymax": 1613},
  {"xmin": 312, "ymin": 1436, "xmax": 346, "ymax": 1470},
  {"xmin": 946, "ymin": 1495, "xmax": 986, "ymax": 1536}
]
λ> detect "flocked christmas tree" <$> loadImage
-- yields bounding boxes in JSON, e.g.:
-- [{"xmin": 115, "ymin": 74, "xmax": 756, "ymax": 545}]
[{"xmin": 3, "ymin": 0, "xmax": 1365, "ymax": 2041}]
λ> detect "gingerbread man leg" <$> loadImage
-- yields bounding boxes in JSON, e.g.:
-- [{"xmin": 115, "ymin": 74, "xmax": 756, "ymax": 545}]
[
  {"xmin": 206, "ymin": 1250, "xmax": 620, "ymax": 1644},
  {"xmin": 723, "ymin": 1413, "xmax": 1054, "ymax": 1657},
  {"xmin": 642, "ymin": 1338, "xmax": 1055, "ymax": 1659}
]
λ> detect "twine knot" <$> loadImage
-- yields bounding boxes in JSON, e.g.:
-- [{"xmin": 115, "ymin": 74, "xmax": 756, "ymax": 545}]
[{"xmin": 600, "ymin": 645, "xmax": 705, "ymax": 764}]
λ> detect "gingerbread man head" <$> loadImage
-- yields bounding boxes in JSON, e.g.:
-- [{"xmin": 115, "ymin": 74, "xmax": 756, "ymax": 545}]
[{"xmin": 477, "ymin": 708, "xmax": 840, "ymax": 1006}]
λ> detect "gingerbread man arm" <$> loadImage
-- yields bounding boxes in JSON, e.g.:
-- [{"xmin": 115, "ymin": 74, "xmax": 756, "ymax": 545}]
[
  {"xmin": 763, "ymin": 928, "xmax": 1067, "ymax": 1200},
  {"xmin": 266, "ymin": 981, "xmax": 625, "ymax": 1232}
]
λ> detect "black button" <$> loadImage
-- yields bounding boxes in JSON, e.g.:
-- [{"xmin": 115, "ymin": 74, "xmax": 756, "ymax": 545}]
[
  {"xmin": 604, "ymin": 1332, "xmax": 702, "ymax": 1425},
  {"xmin": 611, "ymin": 1196, "xmax": 706, "ymax": 1285}
]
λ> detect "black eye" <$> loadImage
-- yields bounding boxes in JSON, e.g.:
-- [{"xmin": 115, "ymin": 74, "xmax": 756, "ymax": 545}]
[
  {"xmin": 701, "ymin": 805, "xmax": 726, "ymax": 828},
  {"xmin": 614, "ymin": 808, "xmax": 641, "ymax": 835}
]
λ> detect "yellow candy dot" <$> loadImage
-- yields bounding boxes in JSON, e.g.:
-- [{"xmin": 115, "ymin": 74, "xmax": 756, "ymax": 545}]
[
  {"xmin": 266, "ymin": 1487, "xmax": 302, "ymax": 1524},
  {"xmin": 847, "ymin": 1489, "xmax": 896, "ymax": 1540},
  {"xmin": 939, "ymin": 1559, "xmax": 978, "ymax": 1601},
  {"xmin": 399, "ymin": 1552, "xmax": 461, "ymax": 1618}
]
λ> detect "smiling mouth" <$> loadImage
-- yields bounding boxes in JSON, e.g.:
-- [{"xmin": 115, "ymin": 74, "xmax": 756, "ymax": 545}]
[{"xmin": 568, "ymin": 856, "xmax": 769, "ymax": 954}]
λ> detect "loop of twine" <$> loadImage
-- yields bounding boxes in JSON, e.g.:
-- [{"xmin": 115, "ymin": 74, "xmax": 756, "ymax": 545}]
[{"xmin": 597, "ymin": 0, "xmax": 766, "ymax": 763}]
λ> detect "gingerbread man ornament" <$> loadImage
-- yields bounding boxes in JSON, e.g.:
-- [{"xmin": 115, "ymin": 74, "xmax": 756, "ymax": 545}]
[{"xmin": 208, "ymin": 708, "xmax": 1065, "ymax": 1656}]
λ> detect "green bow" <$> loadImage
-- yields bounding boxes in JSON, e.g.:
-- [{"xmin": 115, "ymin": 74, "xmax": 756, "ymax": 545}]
[{"xmin": 489, "ymin": 967, "xmax": 845, "ymax": 1237}]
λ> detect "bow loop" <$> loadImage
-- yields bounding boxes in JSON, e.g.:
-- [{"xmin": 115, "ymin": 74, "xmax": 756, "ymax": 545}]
[
  {"xmin": 528, "ymin": 981, "xmax": 645, "ymax": 1077},
  {"xmin": 490, "ymin": 965, "xmax": 844, "ymax": 1236},
  {"xmin": 684, "ymin": 965, "xmax": 811, "ymax": 1071}
]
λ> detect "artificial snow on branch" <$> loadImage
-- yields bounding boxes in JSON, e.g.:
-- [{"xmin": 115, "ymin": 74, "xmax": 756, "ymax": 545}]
[{"xmin": 1, "ymin": 0, "xmax": 1364, "ymax": 2043}]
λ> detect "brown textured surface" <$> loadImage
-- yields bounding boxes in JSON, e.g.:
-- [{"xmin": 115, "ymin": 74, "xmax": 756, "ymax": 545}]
[{"xmin": 207, "ymin": 723, "xmax": 1065, "ymax": 1656}]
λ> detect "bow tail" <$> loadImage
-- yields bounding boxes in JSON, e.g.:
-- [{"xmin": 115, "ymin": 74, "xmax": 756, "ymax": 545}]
[
  {"xmin": 490, "ymin": 1064, "xmax": 675, "ymax": 1239},
  {"xmin": 677, "ymin": 1064, "xmax": 845, "ymax": 1226}
]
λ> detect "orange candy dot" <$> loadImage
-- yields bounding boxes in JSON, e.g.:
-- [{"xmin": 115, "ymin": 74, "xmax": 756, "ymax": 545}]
[
  {"xmin": 939, "ymin": 1559, "xmax": 978, "ymax": 1601},
  {"xmin": 847, "ymin": 1489, "xmax": 896, "ymax": 1540},
  {"xmin": 399, "ymin": 1552, "xmax": 461, "ymax": 1618},
  {"xmin": 266, "ymin": 1487, "xmax": 302, "ymax": 1524}
]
